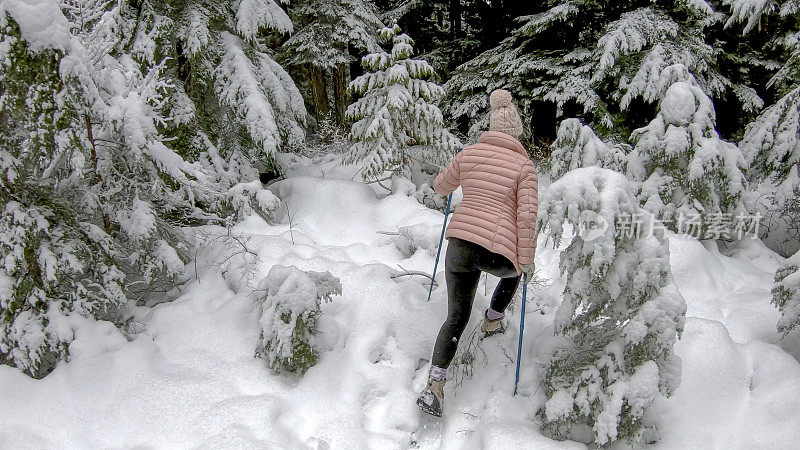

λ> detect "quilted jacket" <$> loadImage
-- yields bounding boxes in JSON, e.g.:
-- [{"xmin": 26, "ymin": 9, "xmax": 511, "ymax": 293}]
[{"xmin": 433, "ymin": 131, "xmax": 538, "ymax": 275}]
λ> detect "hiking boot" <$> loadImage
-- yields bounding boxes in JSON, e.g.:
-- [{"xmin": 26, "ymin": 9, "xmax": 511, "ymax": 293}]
[
  {"xmin": 416, "ymin": 377, "xmax": 445, "ymax": 417},
  {"xmin": 481, "ymin": 309, "xmax": 506, "ymax": 337}
]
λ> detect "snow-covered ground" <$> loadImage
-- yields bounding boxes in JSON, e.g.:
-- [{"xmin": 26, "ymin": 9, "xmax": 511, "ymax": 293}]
[{"xmin": 2, "ymin": 155, "xmax": 798, "ymax": 449}]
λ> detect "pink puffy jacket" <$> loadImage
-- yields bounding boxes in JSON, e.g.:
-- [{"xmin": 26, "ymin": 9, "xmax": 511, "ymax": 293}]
[{"xmin": 433, "ymin": 131, "xmax": 538, "ymax": 275}]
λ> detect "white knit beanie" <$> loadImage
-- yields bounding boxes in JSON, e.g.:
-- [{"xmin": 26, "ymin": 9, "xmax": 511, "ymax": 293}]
[{"xmin": 489, "ymin": 89, "xmax": 523, "ymax": 139}]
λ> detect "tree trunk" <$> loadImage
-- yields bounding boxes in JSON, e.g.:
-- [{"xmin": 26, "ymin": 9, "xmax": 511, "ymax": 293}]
[
  {"xmin": 492, "ymin": 0, "xmax": 505, "ymax": 39},
  {"xmin": 308, "ymin": 66, "xmax": 329, "ymax": 120},
  {"xmin": 85, "ymin": 114, "xmax": 112, "ymax": 235},
  {"xmin": 333, "ymin": 54, "xmax": 351, "ymax": 127},
  {"xmin": 450, "ymin": 0, "xmax": 462, "ymax": 40}
]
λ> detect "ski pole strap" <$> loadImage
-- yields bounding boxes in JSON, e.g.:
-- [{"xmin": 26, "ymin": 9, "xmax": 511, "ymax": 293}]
[
  {"xmin": 426, "ymin": 147, "xmax": 461, "ymax": 303},
  {"xmin": 514, "ymin": 272, "xmax": 528, "ymax": 395}
]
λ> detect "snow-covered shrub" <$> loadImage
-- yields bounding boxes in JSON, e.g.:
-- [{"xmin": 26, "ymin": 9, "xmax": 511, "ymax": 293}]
[
  {"xmin": 346, "ymin": 24, "xmax": 461, "ymax": 181},
  {"xmin": 0, "ymin": 200, "xmax": 127, "ymax": 377},
  {"xmin": 627, "ymin": 81, "xmax": 748, "ymax": 233},
  {"xmin": 542, "ymin": 118, "xmax": 629, "ymax": 179},
  {"xmin": 773, "ymin": 251, "xmax": 800, "ymax": 337},
  {"xmin": 302, "ymin": 114, "xmax": 354, "ymax": 158},
  {"xmin": 536, "ymin": 167, "xmax": 687, "ymax": 446},
  {"xmin": 741, "ymin": 86, "xmax": 800, "ymax": 186},
  {"xmin": 413, "ymin": 183, "xmax": 447, "ymax": 210},
  {"xmin": 387, "ymin": 224, "xmax": 441, "ymax": 258},
  {"xmin": 254, "ymin": 265, "xmax": 342, "ymax": 375},
  {"xmin": 228, "ymin": 181, "xmax": 282, "ymax": 223}
]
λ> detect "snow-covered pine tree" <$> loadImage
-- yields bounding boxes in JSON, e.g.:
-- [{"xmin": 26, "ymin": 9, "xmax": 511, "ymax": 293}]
[
  {"xmin": 0, "ymin": 0, "xmax": 208, "ymax": 377},
  {"xmin": 254, "ymin": 265, "xmax": 342, "ymax": 375},
  {"xmin": 728, "ymin": 0, "xmax": 799, "ymax": 179},
  {"xmin": 118, "ymin": 0, "xmax": 306, "ymax": 197},
  {"xmin": 536, "ymin": 167, "xmax": 686, "ymax": 446},
  {"xmin": 0, "ymin": 5, "xmax": 124, "ymax": 377},
  {"xmin": 346, "ymin": 24, "xmax": 461, "ymax": 181},
  {"xmin": 282, "ymin": 0, "xmax": 382, "ymax": 124},
  {"xmin": 773, "ymin": 251, "xmax": 800, "ymax": 337},
  {"xmin": 542, "ymin": 118, "xmax": 629, "ymax": 179},
  {"xmin": 729, "ymin": 0, "xmax": 800, "ymax": 255},
  {"xmin": 626, "ymin": 80, "xmax": 748, "ymax": 233},
  {"xmin": 444, "ymin": 0, "xmax": 759, "ymax": 141}
]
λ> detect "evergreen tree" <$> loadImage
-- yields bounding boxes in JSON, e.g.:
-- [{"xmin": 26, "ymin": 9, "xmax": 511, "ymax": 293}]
[
  {"xmin": 729, "ymin": 0, "xmax": 799, "ymax": 255},
  {"xmin": 773, "ymin": 251, "xmax": 800, "ymax": 337},
  {"xmin": 728, "ymin": 0, "xmax": 798, "ymax": 177},
  {"xmin": 0, "ymin": 0, "xmax": 203, "ymax": 377},
  {"xmin": 444, "ymin": 0, "xmax": 762, "ymax": 142},
  {"xmin": 537, "ymin": 167, "xmax": 686, "ymax": 446},
  {"xmin": 627, "ymin": 81, "xmax": 748, "ymax": 232},
  {"xmin": 282, "ymin": 0, "xmax": 383, "ymax": 125},
  {"xmin": 542, "ymin": 118, "xmax": 629, "ymax": 180},
  {"xmin": 346, "ymin": 24, "xmax": 460, "ymax": 181},
  {"xmin": 119, "ymin": 0, "xmax": 306, "ymax": 192}
]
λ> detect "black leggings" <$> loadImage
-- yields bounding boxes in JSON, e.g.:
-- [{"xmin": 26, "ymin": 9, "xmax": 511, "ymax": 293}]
[{"xmin": 431, "ymin": 238, "xmax": 521, "ymax": 369}]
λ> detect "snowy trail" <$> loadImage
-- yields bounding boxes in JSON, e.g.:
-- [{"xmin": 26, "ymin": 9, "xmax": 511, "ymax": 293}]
[{"xmin": 2, "ymin": 157, "xmax": 799, "ymax": 449}]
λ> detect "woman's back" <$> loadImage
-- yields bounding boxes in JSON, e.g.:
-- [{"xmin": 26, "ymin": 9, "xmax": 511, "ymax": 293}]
[{"xmin": 433, "ymin": 130, "xmax": 538, "ymax": 275}]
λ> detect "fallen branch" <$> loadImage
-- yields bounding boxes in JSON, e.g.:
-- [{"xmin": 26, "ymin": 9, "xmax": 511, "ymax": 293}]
[{"xmin": 391, "ymin": 264, "xmax": 437, "ymax": 286}]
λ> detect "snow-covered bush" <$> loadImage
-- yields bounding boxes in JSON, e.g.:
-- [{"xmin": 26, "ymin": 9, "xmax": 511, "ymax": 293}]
[
  {"xmin": 0, "ymin": 200, "xmax": 127, "ymax": 377},
  {"xmin": 542, "ymin": 118, "xmax": 629, "ymax": 179},
  {"xmin": 228, "ymin": 181, "xmax": 282, "ymax": 223},
  {"xmin": 386, "ymin": 224, "xmax": 441, "ymax": 258},
  {"xmin": 738, "ymin": 85, "xmax": 799, "ymax": 256},
  {"xmin": 346, "ymin": 24, "xmax": 461, "ymax": 181},
  {"xmin": 413, "ymin": 183, "xmax": 447, "ymax": 210},
  {"xmin": 742, "ymin": 86, "xmax": 800, "ymax": 186},
  {"xmin": 627, "ymin": 81, "xmax": 748, "ymax": 233},
  {"xmin": 773, "ymin": 251, "xmax": 800, "ymax": 337},
  {"xmin": 254, "ymin": 265, "xmax": 342, "ymax": 375},
  {"xmin": 536, "ymin": 167, "xmax": 687, "ymax": 446}
]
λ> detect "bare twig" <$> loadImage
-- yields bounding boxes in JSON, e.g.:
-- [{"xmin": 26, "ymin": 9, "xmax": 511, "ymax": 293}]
[
  {"xmin": 366, "ymin": 175, "xmax": 394, "ymax": 184},
  {"xmin": 451, "ymin": 323, "xmax": 488, "ymax": 387},
  {"xmin": 391, "ymin": 265, "xmax": 437, "ymax": 285},
  {"xmin": 461, "ymin": 411, "xmax": 480, "ymax": 420},
  {"xmin": 194, "ymin": 246, "xmax": 199, "ymax": 283},
  {"xmin": 376, "ymin": 179, "xmax": 392, "ymax": 191},
  {"xmin": 284, "ymin": 201, "xmax": 300, "ymax": 244}
]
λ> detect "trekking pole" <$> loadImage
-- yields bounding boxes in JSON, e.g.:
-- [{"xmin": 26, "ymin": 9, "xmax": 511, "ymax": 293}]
[
  {"xmin": 514, "ymin": 273, "xmax": 528, "ymax": 395},
  {"xmin": 426, "ymin": 148, "xmax": 461, "ymax": 302}
]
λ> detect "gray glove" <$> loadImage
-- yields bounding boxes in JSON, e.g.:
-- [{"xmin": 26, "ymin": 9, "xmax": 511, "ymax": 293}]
[{"xmin": 520, "ymin": 263, "xmax": 535, "ymax": 276}]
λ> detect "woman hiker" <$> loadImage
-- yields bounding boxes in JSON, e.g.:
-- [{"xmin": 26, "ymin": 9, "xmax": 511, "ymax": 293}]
[{"xmin": 416, "ymin": 89, "xmax": 539, "ymax": 417}]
